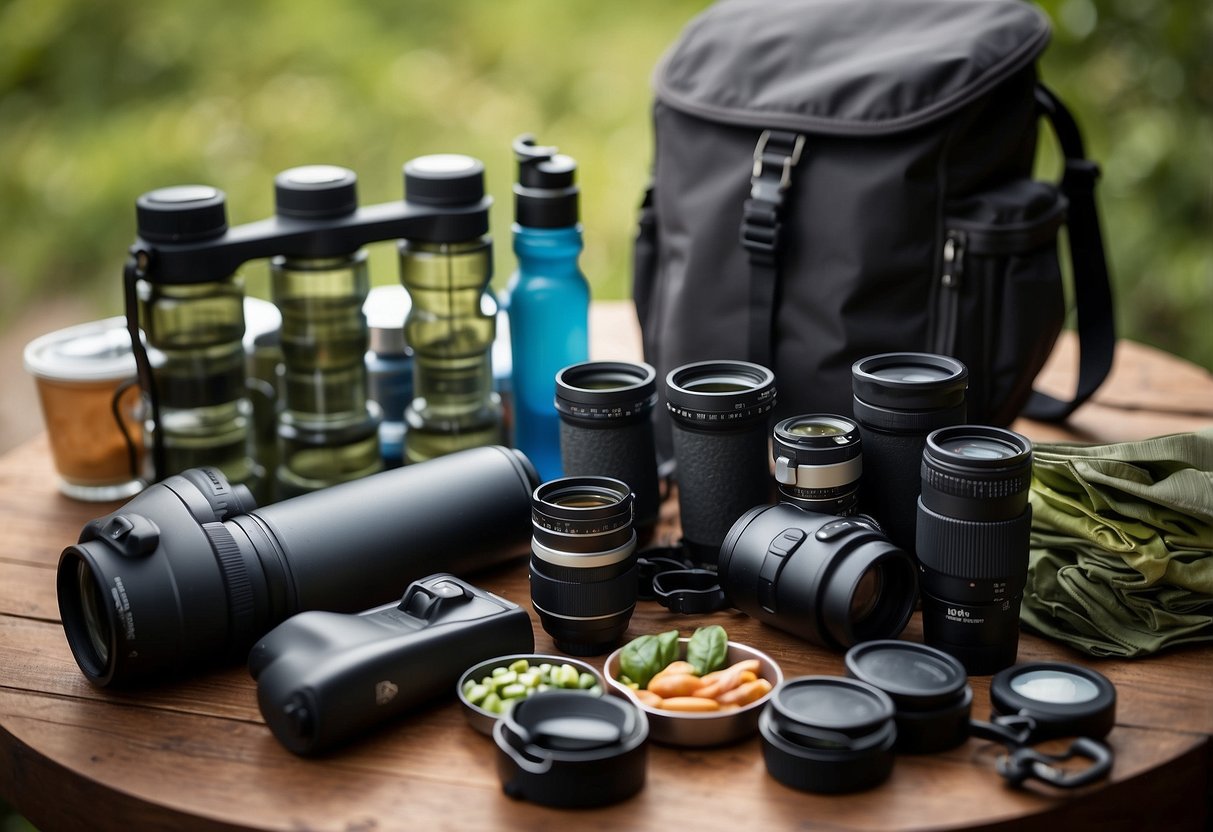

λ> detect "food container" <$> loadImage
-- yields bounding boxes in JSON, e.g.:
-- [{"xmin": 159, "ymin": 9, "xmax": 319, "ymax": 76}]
[
  {"xmin": 457, "ymin": 653, "xmax": 605, "ymax": 737},
  {"xmin": 603, "ymin": 638, "xmax": 782, "ymax": 747}
]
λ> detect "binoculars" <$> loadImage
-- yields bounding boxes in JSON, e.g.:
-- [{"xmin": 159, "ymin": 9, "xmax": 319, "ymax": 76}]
[{"xmin": 125, "ymin": 156, "xmax": 503, "ymax": 503}]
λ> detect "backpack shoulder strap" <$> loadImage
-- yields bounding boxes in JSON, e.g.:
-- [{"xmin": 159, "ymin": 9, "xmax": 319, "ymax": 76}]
[{"xmin": 1023, "ymin": 84, "xmax": 1117, "ymax": 422}]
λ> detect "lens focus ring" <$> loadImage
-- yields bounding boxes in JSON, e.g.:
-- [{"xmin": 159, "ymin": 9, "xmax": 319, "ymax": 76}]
[{"xmin": 915, "ymin": 503, "xmax": 1033, "ymax": 580}]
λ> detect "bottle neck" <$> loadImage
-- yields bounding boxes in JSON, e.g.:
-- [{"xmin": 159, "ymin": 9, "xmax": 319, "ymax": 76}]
[{"xmin": 512, "ymin": 224, "xmax": 583, "ymax": 259}]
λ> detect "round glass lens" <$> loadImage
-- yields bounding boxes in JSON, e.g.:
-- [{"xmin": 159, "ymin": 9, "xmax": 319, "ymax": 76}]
[
  {"xmin": 939, "ymin": 436, "xmax": 1017, "ymax": 460},
  {"xmin": 77, "ymin": 561, "xmax": 111, "ymax": 668},
  {"xmin": 871, "ymin": 364, "xmax": 951, "ymax": 383},
  {"xmin": 849, "ymin": 568, "xmax": 882, "ymax": 623},
  {"xmin": 781, "ymin": 685, "xmax": 882, "ymax": 728},
  {"xmin": 789, "ymin": 420, "xmax": 846, "ymax": 437},
  {"xmin": 681, "ymin": 376, "xmax": 753, "ymax": 394},
  {"xmin": 552, "ymin": 492, "xmax": 618, "ymax": 509},
  {"xmin": 1010, "ymin": 669, "xmax": 1101, "ymax": 704}
]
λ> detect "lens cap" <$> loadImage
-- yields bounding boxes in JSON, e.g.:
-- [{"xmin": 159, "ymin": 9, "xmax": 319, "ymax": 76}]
[
  {"xmin": 136, "ymin": 185, "xmax": 228, "ymax": 243},
  {"xmin": 845, "ymin": 640, "xmax": 973, "ymax": 753},
  {"xmin": 404, "ymin": 154, "xmax": 485, "ymax": 206},
  {"xmin": 759, "ymin": 676, "xmax": 896, "ymax": 793},
  {"xmin": 990, "ymin": 662, "xmax": 1116, "ymax": 741},
  {"xmin": 274, "ymin": 165, "xmax": 358, "ymax": 219},
  {"xmin": 494, "ymin": 692, "xmax": 648, "ymax": 808}
]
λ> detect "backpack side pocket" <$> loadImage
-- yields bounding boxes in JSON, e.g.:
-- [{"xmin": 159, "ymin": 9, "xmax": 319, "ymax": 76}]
[{"xmin": 933, "ymin": 180, "xmax": 1067, "ymax": 424}]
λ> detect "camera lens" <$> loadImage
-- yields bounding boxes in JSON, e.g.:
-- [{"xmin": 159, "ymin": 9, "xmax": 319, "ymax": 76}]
[
  {"xmin": 773, "ymin": 414, "xmax": 862, "ymax": 515},
  {"xmin": 556, "ymin": 361, "xmax": 660, "ymax": 533},
  {"xmin": 917, "ymin": 425, "xmax": 1033, "ymax": 675},
  {"xmin": 529, "ymin": 476, "xmax": 637, "ymax": 656},
  {"xmin": 75, "ymin": 560, "xmax": 113, "ymax": 672},
  {"xmin": 851, "ymin": 353, "xmax": 968, "ymax": 555},
  {"xmin": 57, "ymin": 447, "xmax": 538, "ymax": 687},
  {"xmin": 989, "ymin": 662, "xmax": 1116, "ymax": 741},
  {"xmin": 666, "ymin": 360, "xmax": 776, "ymax": 566},
  {"xmin": 717, "ymin": 503, "xmax": 916, "ymax": 650}
]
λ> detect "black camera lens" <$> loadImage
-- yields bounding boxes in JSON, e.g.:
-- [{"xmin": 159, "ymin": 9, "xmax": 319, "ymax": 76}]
[
  {"xmin": 773, "ymin": 414, "xmax": 862, "ymax": 515},
  {"xmin": 759, "ymin": 676, "xmax": 897, "ymax": 793},
  {"xmin": 852, "ymin": 353, "xmax": 968, "ymax": 554},
  {"xmin": 529, "ymin": 476, "xmax": 638, "ymax": 656},
  {"xmin": 718, "ymin": 503, "xmax": 916, "ymax": 650},
  {"xmin": 844, "ymin": 640, "xmax": 973, "ymax": 754},
  {"xmin": 666, "ymin": 360, "xmax": 776, "ymax": 566},
  {"xmin": 57, "ymin": 447, "xmax": 538, "ymax": 687},
  {"xmin": 556, "ymin": 361, "xmax": 660, "ymax": 533},
  {"xmin": 917, "ymin": 425, "xmax": 1033, "ymax": 675}
]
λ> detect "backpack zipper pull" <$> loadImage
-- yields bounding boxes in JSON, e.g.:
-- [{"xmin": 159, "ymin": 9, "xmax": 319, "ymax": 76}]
[
  {"xmin": 935, "ymin": 229, "xmax": 966, "ymax": 355},
  {"xmin": 941, "ymin": 230, "xmax": 966, "ymax": 288}
]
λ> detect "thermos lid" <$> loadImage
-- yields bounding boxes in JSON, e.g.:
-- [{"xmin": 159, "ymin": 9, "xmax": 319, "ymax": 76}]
[
  {"xmin": 274, "ymin": 165, "xmax": 358, "ymax": 219},
  {"xmin": 363, "ymin": 285, "xmax": 411, "ymax": 356},
  {"xmin": 404, "ymin": 154, "xmax": 485, "ymax": 206},
  {"xmin": 23, "ymin": 316, "xmax": 135, "ymax": 383},
  {"xmin": 136, "ymin": 185, "xmax": 228, "ymax": 243}
]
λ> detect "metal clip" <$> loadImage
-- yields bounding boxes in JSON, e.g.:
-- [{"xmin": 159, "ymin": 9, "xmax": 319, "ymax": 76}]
[
  {"xmin": 752, "ymin": 130, "xmax": 807, "ymax": 191},
  {"xmin": 996, "ymin": 737, "xmax": 1113, "ymax": 790}
]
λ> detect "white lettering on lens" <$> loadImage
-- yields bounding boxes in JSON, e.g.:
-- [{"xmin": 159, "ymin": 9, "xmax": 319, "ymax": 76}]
[
  {"xmin": 947, "ymin": 608, "xmax": 971, "ymax": 618},
  {"xmin": 112, "ymin": 576, "xmax": 136, "ymax": 641}
]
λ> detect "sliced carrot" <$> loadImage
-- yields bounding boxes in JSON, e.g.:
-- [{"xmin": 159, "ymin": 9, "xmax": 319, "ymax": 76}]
[{"xmin": 660, "ymin": 696, "xmax": 721, "ymax": 712}]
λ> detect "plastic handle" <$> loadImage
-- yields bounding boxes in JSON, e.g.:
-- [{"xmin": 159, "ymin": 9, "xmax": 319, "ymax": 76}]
[{"xmin": 494, "ymin": 723, "xmax": 553, "ymax": 776}]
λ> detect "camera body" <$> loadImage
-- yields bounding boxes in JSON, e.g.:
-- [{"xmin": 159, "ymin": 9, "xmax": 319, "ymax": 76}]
[{"xmin": 249, "ymin": 573, "xmax": 533, "ymax": 755}]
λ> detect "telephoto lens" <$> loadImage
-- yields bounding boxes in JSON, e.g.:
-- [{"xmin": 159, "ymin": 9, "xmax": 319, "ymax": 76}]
[
  {"xmin": 916, "ymin": 425, "xmax": 1033, "ymax": 675},
  {"xmin": 529, "ymin": 477, "xmax": 638, "ymax": 656},
  {"xmin": 718, "ymin": 503, "xmax": 917, "ymax": 651},
  {"xmin": 57, "ymin": 446, "xmax": 538, "ymax": 687},
  {"xmin": 666, "ymin": 360, "xmax": 776, "ymax": 566},
  {"xmin": 851, "ymin": 352, "xmax": 968, "ymax": 555},
  {"xmin": 556, "ymin": 361, "xmax": 660, "ymax": 535},
  {"xmin": 772, "ymin": 414, "xmax": 862, "ymax": 516}
]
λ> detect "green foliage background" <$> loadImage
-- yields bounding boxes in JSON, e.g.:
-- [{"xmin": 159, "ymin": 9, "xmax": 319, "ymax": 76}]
[{"xmin": 0, "ymin": 0, "xmax": 1210, "ymax": 367}]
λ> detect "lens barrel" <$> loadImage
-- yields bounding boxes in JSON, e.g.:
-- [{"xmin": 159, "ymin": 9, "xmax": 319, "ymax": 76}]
[
  {"xmin": 773, "ymin": 414, "xmax": 862, "ymax": 515},
  {"xmin": 851, "ymin": 353, "xmax": 968, "ymax": 555},
  {"xmin": 718, "ymin": 503, "xmax": 916, "ymax": 650},
  {"xmin": 666, "ymin": 360, "xmax": 776, "ymax": 566},
  {"xmin": 556, "ymin": 361, "xmax": 660, "ymax": 533},
  {"xmin": 57, "ymin": 447, "xmax": 538, "ymax": 687},
  {"xmin": 916, "ymin": 425, "xmax": 1033, "ymax": 675},
  {"xmin": 529, "ymin": 476, "xmax": 637, "ymax": 656}
]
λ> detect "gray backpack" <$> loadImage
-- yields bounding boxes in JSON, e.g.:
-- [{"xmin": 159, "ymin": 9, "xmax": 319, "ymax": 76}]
[{"xmin": 633, "ymin": 0, "xmax": 1114, "ymax": 444}]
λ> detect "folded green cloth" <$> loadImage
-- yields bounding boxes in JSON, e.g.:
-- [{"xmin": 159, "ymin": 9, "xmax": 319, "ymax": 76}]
[{"xmin": 1024, "ymin": 429, "xmax": 1213, "ymax": 657}]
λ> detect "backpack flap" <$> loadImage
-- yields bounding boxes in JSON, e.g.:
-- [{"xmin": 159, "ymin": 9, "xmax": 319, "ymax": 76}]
[{"xmin": 637, "ymin": 0, "xmax": 1093, "ymax": 438}]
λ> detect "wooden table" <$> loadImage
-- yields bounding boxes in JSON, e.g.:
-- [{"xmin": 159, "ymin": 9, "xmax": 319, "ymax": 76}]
[{"xmin": 2, "ymin": 301, "xmax": 1212, "ymax": 831}]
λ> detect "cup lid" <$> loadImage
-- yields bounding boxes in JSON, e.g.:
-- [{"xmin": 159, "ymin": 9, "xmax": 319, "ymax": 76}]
[{"xmin": 24, "ymin": 317, "xmax": 136, "ymax": 382}]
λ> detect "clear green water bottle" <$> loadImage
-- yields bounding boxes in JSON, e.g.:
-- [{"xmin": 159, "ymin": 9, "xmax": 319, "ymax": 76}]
[
  {"xmin": 398, "ymin": 155, "xmax": 503, "ymax": 463},
  {"xmin": 271, "ymin": 166, "xmax": 383, "ymax": 497},
  {"xmin": 135, "ymin": 186, "xmax": 259, "ymax": 492}
]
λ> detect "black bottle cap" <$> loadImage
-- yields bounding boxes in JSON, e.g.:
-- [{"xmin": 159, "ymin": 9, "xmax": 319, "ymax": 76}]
[
  {"xmin": 135, "ymin": 185, "xmax": 228, "ymax": 243},
  {"xmin": 403, "ymin": 154, "xmax": 485, "ymax": 206},
  {"xmin": 514, "ymin": 134, "xmax": 579, "ymax": 228},
  {"xmin": 274, "ymin": 165, "xmax": 358, "ymax": 219}
]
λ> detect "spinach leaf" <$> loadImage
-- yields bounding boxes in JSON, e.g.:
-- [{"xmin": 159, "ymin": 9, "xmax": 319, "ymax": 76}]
[
  {"xmin": 618, "ymin": 629, "xmax": 680, "ymax": 688},
  {"xmin": 687, "ymin": 625, "xmax": 729, "ymax": 675}
]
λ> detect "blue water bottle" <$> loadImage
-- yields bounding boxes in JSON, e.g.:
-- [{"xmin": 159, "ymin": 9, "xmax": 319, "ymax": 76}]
[{"xmin": 504, "ymin": 135, "xmax": 589, "ymax": 481}]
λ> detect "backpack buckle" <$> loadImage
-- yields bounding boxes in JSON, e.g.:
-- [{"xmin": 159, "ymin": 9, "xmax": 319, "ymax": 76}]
[{"xmin": 752, "ymin": 130, "xmax": 807, "ymax": 191}]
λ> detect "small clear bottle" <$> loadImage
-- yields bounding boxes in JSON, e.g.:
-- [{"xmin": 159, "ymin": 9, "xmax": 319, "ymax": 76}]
[
  {"xmin": 364, "ymin": 284, "xmax": 413, "ymax": 469},
  {"xmin": 503, "ymin": 136, "xmax": 589, "ymax": 482},
  {"xmin": 398, "ymin": 155, "xmax": 503, "ymax": 464}
]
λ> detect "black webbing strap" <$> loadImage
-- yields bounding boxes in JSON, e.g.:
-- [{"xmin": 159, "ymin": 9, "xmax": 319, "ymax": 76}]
[
  {"xmin": 1023, "ymin": 85, "xmax": 1117, "ymax": 422},
  {"xmin": 740, "ymin": 130, "xmax": 806, "ymax": 369}
]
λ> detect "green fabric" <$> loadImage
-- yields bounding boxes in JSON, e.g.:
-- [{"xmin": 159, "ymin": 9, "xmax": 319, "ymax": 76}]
[{"xmin": 1025, "ymin": 429, "xmax": 1213, "ymax": 657}]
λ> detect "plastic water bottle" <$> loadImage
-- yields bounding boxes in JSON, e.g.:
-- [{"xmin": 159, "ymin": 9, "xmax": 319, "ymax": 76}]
[{"xmin": 503, "ymin": 135, "xmax": 589, "ymax": 482}]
